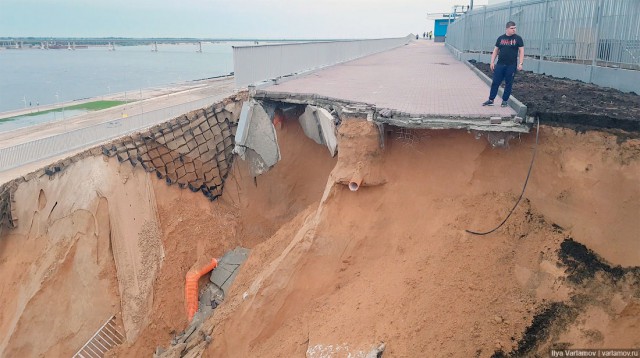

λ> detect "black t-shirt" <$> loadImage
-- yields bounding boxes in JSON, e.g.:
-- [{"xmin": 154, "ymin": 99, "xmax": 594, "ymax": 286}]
[{"xmin": 495, "ymin": 34, "xmax": 524, "ymax": 65}]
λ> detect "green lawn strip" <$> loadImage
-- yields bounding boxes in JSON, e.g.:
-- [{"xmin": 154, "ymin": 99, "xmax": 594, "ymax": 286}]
[
  {"xmin": 64, "ymin": 100, "xmax": 129, "ymax": 111},
  {"xmin": 0, "ymin": 100, "xmax": 129, "ymax": 122}
]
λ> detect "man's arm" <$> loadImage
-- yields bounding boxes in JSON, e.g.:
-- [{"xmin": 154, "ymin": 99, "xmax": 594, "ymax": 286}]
[
  {"xmin": 518, "ymin": 46, "xmax": 524, "ymax": 71},
  {"xmin": 490, "ymin": 46, "xmax": 499, "ymax": 71}
]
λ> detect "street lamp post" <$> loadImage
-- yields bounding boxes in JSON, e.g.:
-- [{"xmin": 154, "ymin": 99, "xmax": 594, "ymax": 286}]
[{"xmin": 55, "ymin": 93, "xmax": 59, "ymax": 120}]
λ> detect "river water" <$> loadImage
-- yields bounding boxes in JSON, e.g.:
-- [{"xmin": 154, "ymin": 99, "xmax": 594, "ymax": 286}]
[{"xmin": 0, "ymin": 42, "xmax": 238, "ymax": 114}]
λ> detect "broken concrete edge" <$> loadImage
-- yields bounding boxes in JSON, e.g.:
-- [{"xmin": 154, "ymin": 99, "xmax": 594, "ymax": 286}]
[
  {"xmin": 297, "ymin": 105, "xmax": 339, "ymax": 156},
  {"xmin": 233, "ymin": 100, "xmax": 281, "ymax": 176},
  {"xmin": 378, "ymin": 117, "xmax": 530, "ymax": 133},
  {"xmin": 253, "ymin": 90, "xmax": 530, "ymax": 133},
  {"xmin": 256, "ymin": 94, "xmax": 373, "ymax": 125},
  {"xmin": 233, "ymin": 100, "xmax": 254, "ymax": 158},
  {"xmin": 462, "ymin": 59, "xmax": 529, "ymax": 119},
  {"xmin": 0, "ymin": 91, "xmax": 249, "ymax": 232},
  {"xmin": 238, "ymin": 97, "xmax": 342, "ymax": 161},
  {"xmin": 210, "ymin": 247, "xmax": 251, "ymax": 295},
  {"xmin": 254, "ymin": 90, "xmax": 376, "ymax": 113}
]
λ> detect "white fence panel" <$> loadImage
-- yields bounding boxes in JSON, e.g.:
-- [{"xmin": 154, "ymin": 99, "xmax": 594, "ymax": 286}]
[{"xmin": 233, "ymin": 37, "xmax": 413, "ymax": 87}]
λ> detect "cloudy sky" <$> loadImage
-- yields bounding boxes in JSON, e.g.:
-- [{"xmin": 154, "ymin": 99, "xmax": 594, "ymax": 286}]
[{"xmin": 0, "ymin": 0, "xmax": 489, "ymax": 39}]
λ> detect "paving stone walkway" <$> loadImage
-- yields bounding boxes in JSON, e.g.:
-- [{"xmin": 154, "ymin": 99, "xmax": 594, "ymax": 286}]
[{"xmin": 260, "ymin": 40, "xmax": 526, "ymax": 131}]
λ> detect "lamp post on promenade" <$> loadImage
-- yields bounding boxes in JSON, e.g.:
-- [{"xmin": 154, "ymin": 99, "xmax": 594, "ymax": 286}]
[
  {"xmin": 55, "ymin": 92, "xmax": 65, "ymax": 120},
  {"xmin": 55, "ymin": 93, "xmax": 59, "ymax": 120}
]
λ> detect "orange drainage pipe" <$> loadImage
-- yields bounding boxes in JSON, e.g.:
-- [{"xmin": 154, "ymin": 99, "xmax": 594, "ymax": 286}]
[{"xmin": 185, "ymin": 258, "xmax": 218, "ymax": 322}]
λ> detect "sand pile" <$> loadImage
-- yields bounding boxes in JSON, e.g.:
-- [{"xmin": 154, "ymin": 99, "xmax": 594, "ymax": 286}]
[{"xmin": 1, "ymin": 117, "xmax": 638, "ymax": 357}]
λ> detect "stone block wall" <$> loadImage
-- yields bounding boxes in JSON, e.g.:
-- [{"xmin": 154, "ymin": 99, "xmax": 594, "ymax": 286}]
[{"xmin": 102, "ymin": 98, "xmax": 241, "ymax": 201}]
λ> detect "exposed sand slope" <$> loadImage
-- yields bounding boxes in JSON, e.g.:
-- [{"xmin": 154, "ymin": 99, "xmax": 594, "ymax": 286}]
[
  {"xmin": 0, "ymin": 156, "xmax": 163, "ymax": 356},
  {"xmin": 1, "ymin": 118, "xmax": 637, "ymax": 357},
  {"xmin": 202, "ymin": 122, "xmax": 638, "ymax": 357}
]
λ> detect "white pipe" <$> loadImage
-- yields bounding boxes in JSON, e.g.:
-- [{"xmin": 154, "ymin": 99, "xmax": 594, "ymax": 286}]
[{"xmin": 349, "ymin": 173, "xmax": 363, "ymax": 191}]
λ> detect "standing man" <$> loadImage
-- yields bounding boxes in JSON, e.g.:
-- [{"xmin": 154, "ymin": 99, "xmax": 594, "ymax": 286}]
[{"xmin": 482, "ymin": 21, "xmax": 524, "ymax": 107}]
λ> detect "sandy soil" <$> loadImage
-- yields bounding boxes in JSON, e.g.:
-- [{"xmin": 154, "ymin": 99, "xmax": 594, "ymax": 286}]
[
  {"xmin": 196, "ymin": 121, "xmax": 639, "ymax": 357},
  {"xmin": 1, "ymin": 116, "xmax": 638, "ymax": 357}
]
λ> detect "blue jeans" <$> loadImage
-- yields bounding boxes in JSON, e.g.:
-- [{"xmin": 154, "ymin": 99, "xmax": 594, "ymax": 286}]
[{"xmin": 489, "ymin": 64, "xmax": 517, "ymax": 101}]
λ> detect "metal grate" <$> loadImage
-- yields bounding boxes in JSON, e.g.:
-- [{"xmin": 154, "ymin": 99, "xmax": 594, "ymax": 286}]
[{"xmin": 72, "ymin": 315, "xmax": 125, "ymax": 358}]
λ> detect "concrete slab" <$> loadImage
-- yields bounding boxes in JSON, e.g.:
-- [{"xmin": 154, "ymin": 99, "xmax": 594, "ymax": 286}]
[
  {"xmin": 209, "ymin": 247, "xmax": 250, "ymax": 296},
  {"xmin": 315, "ymin": 107, "xmax": 338, "ymax": 157},
  {"xmin": 298, "ymin": 106, "xmax": 324, "ymax": 145},
  {"xmin": 210, "ymin": 265, "xmax": 234, "ymax": 288},
  {"xmin": 222, "ymin": 248, "xmax": 250, "ymax": 265},
  {"xmin": 233, "ymin": 100, "xmax": 281, "ymax": 176},
  {"xmin": 220, "ymin": 268, "xmax": 241, "ymax": 294},
  {"xmin": 297, "ymin": 105, "xmax": 338, "ymax": 156},
  {"xmin": 258, "ymin": 41, "xmax": 529, "ymax": 133}
]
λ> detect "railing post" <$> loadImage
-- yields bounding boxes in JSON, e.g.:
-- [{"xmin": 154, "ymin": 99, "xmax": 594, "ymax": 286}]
[
  {"xmin": 481, "ymin": 6, "xmax": 487, "ymax": 62},
  {"xmin": 590, "ymin": 0, "xmax": 604, "ymax": 83},
  {"xmin": 463, "ymin": 13, "xmax": 470, "ymax": 54},
  {"xmin": 539, "ymin": 0, "xmax": 550, "ymax": 73}
]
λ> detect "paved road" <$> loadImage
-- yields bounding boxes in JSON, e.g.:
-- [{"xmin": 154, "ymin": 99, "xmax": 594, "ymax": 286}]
[{"xmin": 0, "ymin": 77, "xmax": 235, "ymax": 149}]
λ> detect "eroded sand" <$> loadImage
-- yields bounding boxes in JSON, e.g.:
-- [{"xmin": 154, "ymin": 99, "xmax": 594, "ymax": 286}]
[{"xmin": 1, "ymin": 118, "xmax": 638, "ymax": 357}]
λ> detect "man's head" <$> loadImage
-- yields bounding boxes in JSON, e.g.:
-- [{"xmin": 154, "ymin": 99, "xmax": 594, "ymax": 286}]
[{"xmin": 505, "ymin": 21, "xmax": 517, "ymax": 36}]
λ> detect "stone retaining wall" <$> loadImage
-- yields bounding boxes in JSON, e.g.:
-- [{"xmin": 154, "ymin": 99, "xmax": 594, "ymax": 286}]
[{"xmin": 0, "ymin": 92, "xmax": 246, "ymax": 231}]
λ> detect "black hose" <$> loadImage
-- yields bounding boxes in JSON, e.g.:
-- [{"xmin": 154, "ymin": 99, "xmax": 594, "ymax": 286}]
[{"xmin": 466, "ymin": 118, "xmax": 540, "ymax": 236}]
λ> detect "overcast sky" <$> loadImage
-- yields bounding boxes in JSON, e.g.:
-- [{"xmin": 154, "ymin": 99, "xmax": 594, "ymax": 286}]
[{"xmin": 0, "ymin": 0, "xmax": 489, "ymax": 39}]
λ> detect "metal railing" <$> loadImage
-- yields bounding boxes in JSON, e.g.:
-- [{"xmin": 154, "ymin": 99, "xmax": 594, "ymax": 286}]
[
  {"xmin": 73, "ymin": 315, "xmax": 124, "ymax": 358},
  {"xmin": 446, "ymin": 0, "xmax": 640, "ymax": 70},
  {"xmin": 233, "ymin": 37, "xmax": 413, "ymax": 87},
  {"xmin": 0, "ymin": 94, "xmax": 228, "ymax": 172}
]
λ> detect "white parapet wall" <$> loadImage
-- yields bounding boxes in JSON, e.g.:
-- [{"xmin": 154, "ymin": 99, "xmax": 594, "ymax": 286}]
[{"xmin": 233, "ymin": 37, "xmax": 413, "ymax": 87}]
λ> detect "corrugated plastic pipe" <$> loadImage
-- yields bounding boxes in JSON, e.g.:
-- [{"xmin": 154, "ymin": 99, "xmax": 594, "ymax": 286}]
[{"xmin": 185, "ymin": 258, "xmax": 218, "ymax": 321}]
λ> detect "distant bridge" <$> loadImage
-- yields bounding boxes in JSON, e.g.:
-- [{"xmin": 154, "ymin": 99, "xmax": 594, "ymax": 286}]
[{"xmin": 0, "ymin": 37, "xmax": 329, "ymax": 50}]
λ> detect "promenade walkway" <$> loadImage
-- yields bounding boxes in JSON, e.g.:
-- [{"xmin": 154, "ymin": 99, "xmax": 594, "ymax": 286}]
[{"xmin": 256, "ymin": 40, "xmax": 529, "ymax": 133}]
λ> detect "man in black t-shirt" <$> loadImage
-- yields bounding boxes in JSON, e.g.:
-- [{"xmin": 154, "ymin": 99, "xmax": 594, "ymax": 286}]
[{"xmin": 482, "ymin": 21, "xmax": 524, "ymax": 107}]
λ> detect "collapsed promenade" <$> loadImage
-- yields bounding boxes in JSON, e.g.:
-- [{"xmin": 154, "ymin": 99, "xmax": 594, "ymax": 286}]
[{"xmin": 0, "ymin": 39, "xmax": 638, "ymax": 358}]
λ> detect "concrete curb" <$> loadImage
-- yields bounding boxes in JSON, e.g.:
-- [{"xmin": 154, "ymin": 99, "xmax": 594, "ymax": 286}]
[{"xmin": 463, "ymin": 60, "xmax": 528, "ymax": 119}]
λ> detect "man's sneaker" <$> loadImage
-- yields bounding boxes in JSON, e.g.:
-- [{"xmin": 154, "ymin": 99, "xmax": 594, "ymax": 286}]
[
  {"xmin": 482, "ymin": 99, "xmax": 494, "ymax": 106},
  {"xmin": 501, "ymin": 101, "xmax": 508, "ymax": 107}
]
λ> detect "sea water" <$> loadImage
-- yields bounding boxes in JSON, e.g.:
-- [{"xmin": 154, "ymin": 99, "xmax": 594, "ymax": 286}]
[{"xmin": 0, "ymin": 42, "xmax": 237, "ymax": 114}]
